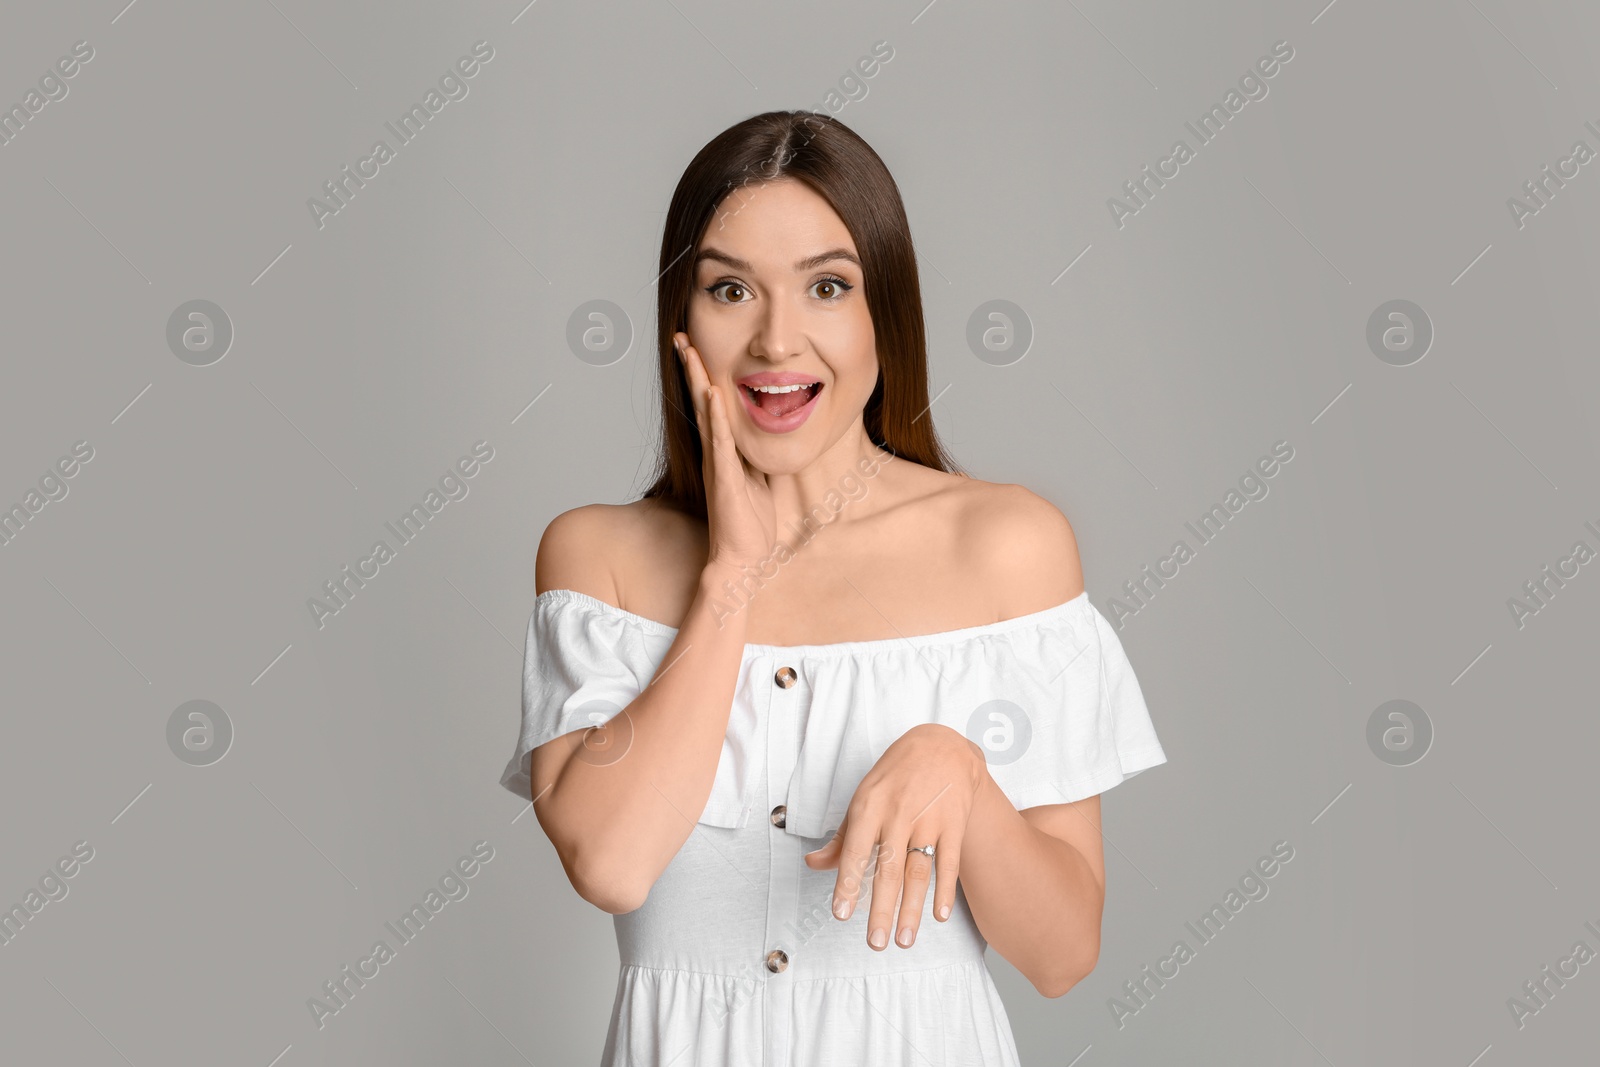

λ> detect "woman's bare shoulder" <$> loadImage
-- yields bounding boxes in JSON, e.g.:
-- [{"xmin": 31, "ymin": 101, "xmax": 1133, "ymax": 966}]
[
  {"xmin": 533, "ymin": 498, "xmax": 705, "ymax": 616},
  {"xmin": 951, "ymin": 478, "xmax": 1086, "ymax": 614},
  {"xmin": 533, "ymin": 503, "xmax": 623, "ymax": 602}
]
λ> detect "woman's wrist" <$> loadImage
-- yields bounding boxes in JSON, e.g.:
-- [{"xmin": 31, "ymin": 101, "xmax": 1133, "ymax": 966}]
[
  {"xmin": 697, "ymin": 558, "xmax": 756, "ymax": 628},
  {"xmin": 700, "ymin": 556, "xmax": 752, "ymax": 589}
]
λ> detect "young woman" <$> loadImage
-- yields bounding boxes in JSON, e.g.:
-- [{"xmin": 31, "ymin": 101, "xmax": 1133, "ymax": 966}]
[{"xmin": 501, "ymin": 110, "xmax": 1168, "ymax": 1066}]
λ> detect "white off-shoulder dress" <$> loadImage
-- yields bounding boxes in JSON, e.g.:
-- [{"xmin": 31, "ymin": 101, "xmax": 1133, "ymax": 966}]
[{"xmin": 499, "ymin": 588, "xmax": 1168, "ymax": 1067}]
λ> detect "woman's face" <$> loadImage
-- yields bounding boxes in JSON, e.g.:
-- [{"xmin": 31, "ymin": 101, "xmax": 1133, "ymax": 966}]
[{"xmin": 685, "ymin": 178, "xmax": 878, "ymax": 475}]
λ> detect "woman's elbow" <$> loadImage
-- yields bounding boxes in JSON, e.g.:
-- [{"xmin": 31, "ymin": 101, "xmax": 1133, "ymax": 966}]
[
  {"xmin": 559, "ymin": 838, "xmax": 650, "ymax": 914},
  {"xmin": 536, "ymin": 797, "xmax": 649, "ymax": 913},
  {"xmin": 1034, "ymin": 943, "xmax": 1100, "ymax": 999},
  {"xmin": 574, "ymin": 861, "xmax": 649, "ymax": 915}
]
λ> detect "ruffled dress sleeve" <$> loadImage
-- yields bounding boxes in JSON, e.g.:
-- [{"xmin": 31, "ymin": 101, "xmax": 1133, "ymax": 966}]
[
  {"xmin": 779, "ymin": 592, "xmax": 1169, "ymax": 838},
  {"xmin": 978, "ymin": 594, "xmax": 1168, "ymax": 810},
  {"xmin": 497, "ymin": 590, "xmax": 654, "ymax": 801}
]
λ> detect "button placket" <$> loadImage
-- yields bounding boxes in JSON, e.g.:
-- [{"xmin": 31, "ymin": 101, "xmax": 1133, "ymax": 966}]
[{"xmin": 760, "ymin": 654, "xmax": 805, "ymax": 1065}]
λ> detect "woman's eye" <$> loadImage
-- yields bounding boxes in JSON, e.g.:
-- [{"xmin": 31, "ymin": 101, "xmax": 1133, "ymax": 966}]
[
  {"xmin": 706, "ymin": 281, "xmax": 749, "ymax": 303},
  {"xmin": 705, "ymin": 277, "xmax": 853, "ymax": 303},
  {"xmin": 813, "ymin": 276, "xmax": 854, "ymax": 300}
]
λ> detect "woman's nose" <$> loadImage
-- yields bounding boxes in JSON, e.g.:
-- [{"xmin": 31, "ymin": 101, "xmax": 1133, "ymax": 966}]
[{"xmin": 752, "ymin": 298, "xmax": 803, "ymax": 360}]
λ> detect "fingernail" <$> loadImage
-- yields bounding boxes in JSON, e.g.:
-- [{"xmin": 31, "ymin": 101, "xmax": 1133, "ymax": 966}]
[
  {"xmin": 834, "ymin": 898, "xmax": 850, "ymax": 920},
  {"xmin": 897, "ymin": 926, "xmax": 914, "ymax": 947},
  {"xmin": 869, "ymin": 928, "xmax": 887, "ymax": 949},
  {"xmin": 938, "ymin": 903, "xmax": 950, "ymax": 920}
]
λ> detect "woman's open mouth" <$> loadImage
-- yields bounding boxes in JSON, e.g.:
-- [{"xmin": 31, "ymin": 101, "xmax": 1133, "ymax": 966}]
[{"xmin": 736, "ymin": 377, "xmax": 824, "ymax": 434}]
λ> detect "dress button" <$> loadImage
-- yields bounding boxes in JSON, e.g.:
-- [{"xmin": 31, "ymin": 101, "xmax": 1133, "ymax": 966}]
[
  {"xmin": 770, "ymin": 804, "xmax": 786, "ymax": 828},
  {"xmin": 765, "ymin": 948, "xmax": 789, "ymax": 973},
  {"xmin": 774, "ymin": 666, "xmax": 798, "ymax": 689}
]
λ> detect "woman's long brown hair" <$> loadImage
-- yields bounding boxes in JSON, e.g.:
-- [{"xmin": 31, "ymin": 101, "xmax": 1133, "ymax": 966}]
[{"xmin": 641, "ymin": 109, "xmax": 962, "ymax": 521}]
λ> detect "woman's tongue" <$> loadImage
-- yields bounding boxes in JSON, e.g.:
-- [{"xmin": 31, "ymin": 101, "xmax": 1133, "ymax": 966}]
[{"xmin": 750, "ymin": 385, "xmax": 815, "ymax": 418}]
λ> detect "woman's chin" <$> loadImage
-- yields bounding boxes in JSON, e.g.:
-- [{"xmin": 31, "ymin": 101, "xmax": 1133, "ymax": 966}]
[
  {"xmin": 735, "ymin": 438, "xmax": 822, "ymax": 478},
  {"xmin": 741, "ymin": 452, "xmax": 811, "ymax": 479}
]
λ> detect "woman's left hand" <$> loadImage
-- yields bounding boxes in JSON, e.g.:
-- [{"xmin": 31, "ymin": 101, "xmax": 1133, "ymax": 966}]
[{"xmin": 803, "ymin": 723, "xmax": 986, "ymax": 950}]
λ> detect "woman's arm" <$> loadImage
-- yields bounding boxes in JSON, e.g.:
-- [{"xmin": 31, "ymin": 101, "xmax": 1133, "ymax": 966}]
[
  {"xmin": 806, "ymin": 485, "xmax": 1110, "ymax": 992},
  {"xmin": 960, "ymin": 781, "xmax": 1106, "ymax": 997},
  {"xmin": 956, "ymin": 486, "xmax": 1105, "ymax": 996},
  {"xmin": 528, "ymin": 505, "xmax": 749, "ymax": 915},
  {"xmin": 532, "ymin": 339, "xmax": 773, "ymax": 915}
]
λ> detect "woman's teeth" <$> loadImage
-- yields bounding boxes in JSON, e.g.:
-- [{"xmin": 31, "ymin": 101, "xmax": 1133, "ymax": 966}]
[{"xmin": 743, "ymin": 381, "xmax": 820, "ymax": 416}]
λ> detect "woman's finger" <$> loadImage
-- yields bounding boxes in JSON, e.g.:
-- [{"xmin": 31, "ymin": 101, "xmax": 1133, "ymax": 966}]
[
  {"xmin": 803, "ymin": 824, "xmax": 843, "ymax": 871},
  {"xmin": 673, "ymin": 333, "xmax": 710, "ymax": 457},
  {"xmin": 675, "ymin": 333, "xmax": 728, "ymax": 528},
  {"xmin": 895, "ymin": 829, "xmax": 938, "ymax": 948},
  {"xmin": 864, "ymin": 817, "xmax": 909, "ymax": 952},
  {"xmin": 931, "ymin": 834, "xmax": 961, "ymax": 924},
  {"xmin": 705, "ymin": 383, "xmax": 746, "ymax": 504},
  {"xmin": 831, "ymin": 809, "xmax": 878, "ymax": 926}
]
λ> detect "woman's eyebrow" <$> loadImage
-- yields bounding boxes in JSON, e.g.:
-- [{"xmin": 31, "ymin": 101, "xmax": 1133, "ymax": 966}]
[{"xmin": 694, "ymin": 247, "xmax": 861, "ymax": 272}]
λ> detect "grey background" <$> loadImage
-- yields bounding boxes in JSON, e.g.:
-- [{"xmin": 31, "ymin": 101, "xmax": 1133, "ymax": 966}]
[{"xmin": 2, "ymin": 1, "xmax": 1596, "ymax": 1064}]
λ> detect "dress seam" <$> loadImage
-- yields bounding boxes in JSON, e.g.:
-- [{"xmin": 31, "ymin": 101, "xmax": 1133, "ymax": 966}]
[
  {"xmin": 617, "ymin": 961, "xmax": 766, "ymax": 983},
  {"xmin": 1000, "ymin": 743, "xmax": 1169, "ymax": 808},
  {"xmin": 535, "ymin": 586, "xmax": 1093, "ymax": 657},
  {"xmin": 616, "ymin": 957, "xmax": 991, "ymax": 985},
  {"xmin": 788, "ymin": 957, "xmax": 992, "ymax": 984}
]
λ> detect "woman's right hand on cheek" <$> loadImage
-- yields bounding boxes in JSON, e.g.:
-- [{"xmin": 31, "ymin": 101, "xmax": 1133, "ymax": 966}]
[{"xmin": 673, "ymin": 331, "xmax": 778, "ymax": 578}]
